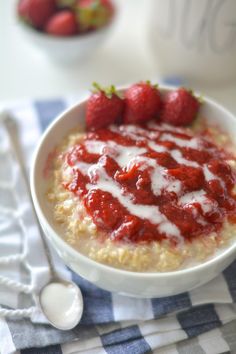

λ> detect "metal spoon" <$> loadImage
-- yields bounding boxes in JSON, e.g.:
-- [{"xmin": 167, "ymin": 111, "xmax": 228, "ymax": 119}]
[{"xmin": 2, "ymin": 112, "xmax": 83, "ymax": 330}]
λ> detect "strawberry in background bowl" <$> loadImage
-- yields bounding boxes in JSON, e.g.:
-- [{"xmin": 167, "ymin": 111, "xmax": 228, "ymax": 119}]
[{"xmin": 17, "ymin": 0, "xmax": 115, "ymax": 63}]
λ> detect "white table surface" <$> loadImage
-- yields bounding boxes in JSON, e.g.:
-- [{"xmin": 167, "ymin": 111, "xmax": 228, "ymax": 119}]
[{"xmin": 0, "ymin": 0, "xmax": 236, "ymax": 114}]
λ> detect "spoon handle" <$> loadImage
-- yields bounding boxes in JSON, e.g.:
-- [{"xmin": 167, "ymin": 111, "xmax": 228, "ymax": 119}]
[{"xmin": 2, "ymin": 112, "xmax": 57, "ymax": 279}]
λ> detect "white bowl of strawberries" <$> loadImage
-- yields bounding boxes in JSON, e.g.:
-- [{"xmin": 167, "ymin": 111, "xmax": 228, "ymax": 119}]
[
  {"xmin": 17, "ymin": 0, "xmax": 115, "ymax": 64},
  {"xmin": 31, "ymin": 81, "xmax": 236, "ymax": 297}
]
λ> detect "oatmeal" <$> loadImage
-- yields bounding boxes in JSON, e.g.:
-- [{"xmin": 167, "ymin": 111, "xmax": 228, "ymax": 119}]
[{"xmin": 47, "ymin": 120, "xmax": 236, "ymax": 272}]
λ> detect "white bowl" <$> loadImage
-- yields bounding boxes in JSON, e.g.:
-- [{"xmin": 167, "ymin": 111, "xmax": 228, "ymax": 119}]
[
  {"xmin": 17, "ymin": 19, "xmax": 113, "ymax": 64},
  {"xmin": 30, "ymin": 86, "xmax": 236, "ymax": 298}
]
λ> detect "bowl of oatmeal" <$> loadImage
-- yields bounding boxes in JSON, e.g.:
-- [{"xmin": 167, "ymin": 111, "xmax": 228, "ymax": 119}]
[{"xmin": 30, "ymin": 85, "xmax": 236, "ymax": 297}]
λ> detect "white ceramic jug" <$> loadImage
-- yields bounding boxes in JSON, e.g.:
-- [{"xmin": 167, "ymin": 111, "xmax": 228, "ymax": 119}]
[{"xmin": 149, "ymin": 0, "xmax": 236, "ymax": 85}]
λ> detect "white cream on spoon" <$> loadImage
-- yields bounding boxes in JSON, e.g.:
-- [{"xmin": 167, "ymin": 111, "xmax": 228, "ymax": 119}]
[{"xmin": 40, "ymin": 281, "xmax": 83, "ymax": 330}]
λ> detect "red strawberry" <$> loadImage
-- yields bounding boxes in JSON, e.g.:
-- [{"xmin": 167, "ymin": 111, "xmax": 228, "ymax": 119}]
[
  {"xmin": 18, "ymin": 0, "xmax": 56, "ymax": 28},
  {"xmin": 75, "ymin": 0, "xmax": 114, "ymax": 31},
  {"xmin": 18, "ymin": 0, "xmax": 30, "ymax": 18},
  {"xmin": 86, "ymin": 83, "xmax": 124, "ymax": 130},
  {"xmin": 124, "ymin": 81, "xmax": 161, "ymax": 124},
  {"xmin": 45, "ymin": 10, "xmax": 78, "ymax": 36},
  {"xmin": 160, "ymin": 88, "xmax": 200, "ymax": 126}
]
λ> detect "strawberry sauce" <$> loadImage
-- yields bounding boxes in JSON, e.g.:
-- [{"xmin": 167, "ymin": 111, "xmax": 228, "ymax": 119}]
[{"xmin": 63, "ymin": 122, "xmax": 236, "ymax": 244}]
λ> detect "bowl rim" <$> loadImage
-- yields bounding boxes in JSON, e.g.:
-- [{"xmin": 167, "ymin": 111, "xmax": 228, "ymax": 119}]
[{"xmin": 30, "ymin": 84, "xmax": 236, "ymax": 278}]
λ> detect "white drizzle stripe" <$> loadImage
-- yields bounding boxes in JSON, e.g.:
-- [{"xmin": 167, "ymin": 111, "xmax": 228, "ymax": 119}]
[
  {"xmin": 84, "ymin": 140, "xmax": 105, "ymax": 154},
  {"xmin": 85, "ymin": 140, "xmax": 147, "ymax": 168},
  {"xmin": 203, "ymin": 165, "xmax": 217, "ymax": 181},
  {"xmin": 179, "ymin": 190, "xmax": 217, "ymax": 214},
  {"xmin": 147, "ymin": 121, "xmax": 188, "ymax": 133},
  {"xmin": 160, "ymin": 133, "xmax": 199, "ymax": 149},
  {"xmin": 148, "ymin": 141, "xmax": 167, "ymax": 153},
  {"xmin": 150, "ymin": 166, "xmax": 171, "ymax": 196},
  {"xmin": 115, "ymin": 146, "xmax": 147, "ymax": 167},
  {"xmin": 170, "ymin": 149, "xmax": 199, "ymax": 167},
  {"xmin": 110, "ymin": 124, "xmax": 160, "ymax": 140},
  {"xmin": 74, "ymin": 161, "xmax": 92, "ymax": 174},
  {"xmin": 159, "ymin": 222, "xmax": 181, "ymax": 239},
  {"xmin": 202, "ymin": 164, "xmax": 225, "ymax": 188}
]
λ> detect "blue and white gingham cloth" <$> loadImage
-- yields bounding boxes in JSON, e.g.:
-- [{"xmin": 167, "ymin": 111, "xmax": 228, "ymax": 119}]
[{"xmin": 1, "ymin": 97, "xmax": 236, "ymax": 354}]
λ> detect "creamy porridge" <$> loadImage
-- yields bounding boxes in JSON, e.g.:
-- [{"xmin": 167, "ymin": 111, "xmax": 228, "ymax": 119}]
[{"xmin": 46, "ymin": 120, "xmax": 236, "ymax": 272}]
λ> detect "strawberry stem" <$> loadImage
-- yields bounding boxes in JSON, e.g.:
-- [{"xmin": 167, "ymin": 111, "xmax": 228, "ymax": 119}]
[
  {"xmin": 91, "ymin": 82, "xmax": 122, "ymax": 99},
  {"xmin": 187, "ymin": 88, "xmax": 203, "ymax": 104},
  {"xmin": 92, "ymin": 82, "xmax": 102, "ymax": 92},
  {"xmin": 144, "ymin": 80, "xmax": 158, "ymax": 89},
  {"xmin": 198, "ymin": 94, "xmax": 204, "ymax": 104}
]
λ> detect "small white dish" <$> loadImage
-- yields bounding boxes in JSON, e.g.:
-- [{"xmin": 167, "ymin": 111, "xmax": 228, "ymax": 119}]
[
  {"xmin": 30, "ymin": 86, "xmax": 236, "ymax": 298},
  {"xmin": 17, "ymin": 19, "xmax": 114, "ymax": 64}
]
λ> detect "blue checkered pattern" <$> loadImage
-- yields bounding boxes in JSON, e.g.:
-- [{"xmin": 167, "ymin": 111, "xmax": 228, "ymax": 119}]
[{"xmin": 1, "ymin": 98, "xmax": 236, "ymax": 354}]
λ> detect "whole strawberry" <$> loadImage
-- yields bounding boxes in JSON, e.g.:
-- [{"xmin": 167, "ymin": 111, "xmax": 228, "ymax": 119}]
[
  {"xmin": 86, "ymin": 83, "xmax": 124, "ymax": 130},
  {"xmin": 45, "ymin": 10, "xmax": 78, "ymax": 36},
  {"xmin": 75, "ymin": 0, "xmax": 114, "ymax": 32},
  {"xmin": 18, "ymin": 0, "xmax": 56, "ymax": 29},
  {"xmin": 160, "ymin": 88, "xmax": 200, "ymax": 126},
  {"xmin": 124, "ymin": 81, "xmax": 161, "ymax": 124}
]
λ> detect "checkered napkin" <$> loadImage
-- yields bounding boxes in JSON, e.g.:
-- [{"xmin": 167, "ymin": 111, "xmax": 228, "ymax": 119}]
[{"xmin": 1, "ymin": 97, "xmax": 236, "ymax": 354}]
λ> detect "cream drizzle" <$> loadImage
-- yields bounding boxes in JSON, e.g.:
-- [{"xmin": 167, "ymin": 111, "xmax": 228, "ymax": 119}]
[
  {"xmin": 170, "ymin": 149, "xmax": 199, "ymax": 168},
  {"xmin": 160, "ymin": 133, "xmax": 200, "ymax": 149},
  {"xmin": 85, "ymin": 140, "xmax": 147, "ymax": 167},
  {"xmin": 147, "ymin": 121, "xmax": 189, "ymax": 133},
  {"xmin": 179, "ymin": 190, "xmax": 217, "ymax": 214}
]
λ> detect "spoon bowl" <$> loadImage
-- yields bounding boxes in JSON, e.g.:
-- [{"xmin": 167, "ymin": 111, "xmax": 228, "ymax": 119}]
[{"xmin": 39, "ymin": 279, "xmax": 83, "ymax": 330}]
